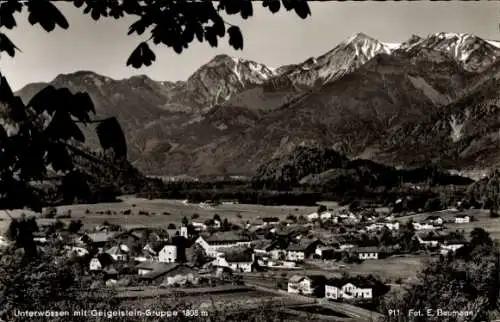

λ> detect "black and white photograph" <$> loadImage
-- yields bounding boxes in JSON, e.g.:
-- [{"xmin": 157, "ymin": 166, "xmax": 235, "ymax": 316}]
[{"xmin": 1, "ymin": 1, "xmax": 500, "ymax": 321}]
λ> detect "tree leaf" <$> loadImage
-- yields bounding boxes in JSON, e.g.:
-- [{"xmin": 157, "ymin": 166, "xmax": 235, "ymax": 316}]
[
  {"xmin": 228, "ymin": 26, "xmax": 243, "ymax": 50},
  {"xmin": 294, "ymin": 1, "xmax": 311, "ymax": 19},
  {"xmin": 0, "ymin": 75, "xmax": 16, "ymax": 102},
  {"xmin": 212, "ymin": 15, "xmax": 226, "ymax": 37},
  {"xmin": 45, "ymin": 110, "xmax": 84, "ymax": 142},
  {"xmin": 128, "ymin": 18, "xmax": 149, "ymax": 35},
  {"xmin": 73, "ymin": 0, "xmax": 85, "ymax": 8},
  {"xmin": 27, "ymin": 1, "xmax": 69, "ymax": 32},
  {"xmin": 46, "ymin": 142, "xmax": 73, "ymax": 172},
  {"xmin": 26, "ymin": 85, "xmax": 58, "ymax": 114},
  {"xmin": 281, "ymin": 0, "xmax": 294, "ymax": 11},
  {"xmin": 205, "ymin": 27, "xmax": 218, "ymax": 47},
  {"xmin": 194, "ymin": 24, "xmax": 204, "ymax": 42},
  {"xmin": 126, "ymin": 42, "xmax": 156, "ymax": 69},
  {"xmin": 71, "ymin": 92, "xmax": 95, "ymax": 123},
  {"xmin": 61, "ymin": 170, "xmax": 91, "ymax": 204},
  {"xmin": 240, "ymin": 0, "xmax": 253, "ymax": 19},
  {"xmin": 8, "ymin": 97, "xmax": 27, "ymax": 123},
  {"xmin": 263, "ymin": 0, "xmax": 281, "ymax": 13},
  {"xmin": 220, "ymin": 0, "xmax": 241, "ymax": 15},
  {"xmin": 0, "ymin": 0, "xmax": 22, "ymax": 29},
  {"xmin": 96, "ymin": 117, "xmax": 127, "ymax": 159},
  {"xmin": 0, "ymin": 33, "xmax": 20, "ymax": 57}
]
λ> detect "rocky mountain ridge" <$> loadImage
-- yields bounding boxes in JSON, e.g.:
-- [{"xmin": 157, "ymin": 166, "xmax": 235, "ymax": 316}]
[{"xmin": 15, "ymin": 32, "xmax": 500, "ymax": 177}]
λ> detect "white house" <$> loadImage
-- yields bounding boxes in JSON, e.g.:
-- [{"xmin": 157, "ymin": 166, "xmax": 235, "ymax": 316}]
[
  {"xmin": 286, "ymin": 239, "xmax": 323, "ymax": 262},
  {"xmin": 307, "ymin": 212, "xmax": 319, "ymax": 221},
  {"xmin": 288, "ymin": 275, "xmax": 314, "ymax": 295},
  {"xmin": 342, "ymin": 282, "xmax": 373, "ymax": 299},
  {"xmin": 89, "ymin": 258, "xmax": 102, "ymax": 271},
  {"xmin": 454, "ymin": 215, "xmax": 470, "ymax": 224},
  {"xmin": 325, "ymin": 284, "xmax": 343, "ymax": 300},
  {"xmin": 67, "ymin": 246, "xmax": 89, "ymax": 258},
  {"xmin": 385, "ymin": 222, "xmax": 400, "ymax": 230},
  {"xmin": 105, "ymin": 244, "xmax": 129, "ymax": 261},
  {"xmin": 425, "ymin": 216, "xmax": 444, "ymax": 226},
  {"xmin": 352, "ymin": 247, "xmax": 379, "ymax": 260},
  {"xmin": 195, "ymin": 233, "xmax": 253, "ymax": 258},
  {"xmin": 413, "ymin": 222, "xmax": 438, "ymax": 230},
  {"xmin": 440, "ymin": 242, "xmax": 465, "ymax": 255},
  {"xmin": 315, "ymin": 246, "xmax": 337, "ymax": 259},
  {"xmin": 415, "ymin": 234, "xmax": 439, "ymax": 248},
  {"xmin": 341, "ymin": 282, "xmax": 358, "ymax": 299},
  {"xmin": 159, "ymin": 245, "xmax": 177, "ymax": 263},
  {"xmin": 338, "ymin": 243, "xmax": 356, "ymax": 251},
  {"xmin": 340, "ymin": 282, "xmax": 373, "ymax": 299},
  {"xmin": 287, "ymin": 249, "xmax": 305, "ymax": 262},
  {"xmin": 212, "ymin": 252, "xmax": 254, "ymax": 273},
  {"xmin": 320, "ymin": 211, "xmax": 333, "ymax": 221},
  {"xmin": 192, "ymin": 222, "xmax": 208, "ymax": 231}
]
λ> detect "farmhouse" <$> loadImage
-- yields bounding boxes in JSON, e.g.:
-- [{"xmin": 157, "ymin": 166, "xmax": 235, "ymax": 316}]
[
  {"xmin": 350, "ymin": 247, "xmax": 380, "ymax": 260},
  {"xmin": 341, "ymin": 281, "xmax": 373, "ymax": 299},
  {"xmin": 425, "ymin": 215, "xmax": 444, "ymax": 226},
  {"xmin": 315, "ymin": 246, "xmax": 337, "ymax": 260},
  {"xmin": 413, "ymin": 222, "xmax": 438, "ymax": 231},
  {"xmin": 288, "ymin": 275, "xmax": 325, "ymax": 296},
  {"xmin": 325, "ymin": 279, "xmax": 345, "ymax": 300},
  {"xmin": 89, "ymin": 257, "xmax": 103, "ymax": 271},
  {"xmin": 162, "ymin": 265, "xmax": 199, "ymax": 286},
  {"xmin": 158, "ymin": 244, "xmax": 177, "ymax": 263},
  {"xmin": 286, "ymin": 239, "xmax": 323, "ymax": 262},
  {"xmin": 252, "ymin": 240, "xmax": 279, "ymax": 256},
  {"xmin": 136, "ymin": 262, "xmax": 180, "ymax": 280},
  {"xmin": 212, "ymin": 250, "xmax": 255, "ymax": 273},
  {"xmin": 415, "ymin": 233, "xmax": 440, "ymax": 248},
  {"xmin": 195, "ymin": 232, "xmax": 253, "ymax": 257},
  {"xmin": 440, "ymin": 240, "xmax": 466, "ymax": 255},
  {"xmin": 33, "ymin": 232, "xmax": 48, "ymax": 245},
  {"xmin": 78, "ymin": 232, "xmax": 117, "ymax": 249},
  {"xmin": 105, "ymin": 244, "xmax": 129, "ymax": 262},
  {"xmin": 67, "ymin": 246, "xmax": 89, "ymax": 258},
  {"xmin": 454, "ymin": 215, "xmax": 470, "ymax": 224},
  {"xmin": 320, "ymin": 211, "xmax": 334, "ymax": 221},
  {"xmin": 307, "ymin": 212, "xmax": 319, "ymax": 221},
  {"xmin": 287, "ymin": 275, "xmax": 314, "ymax": 295}
]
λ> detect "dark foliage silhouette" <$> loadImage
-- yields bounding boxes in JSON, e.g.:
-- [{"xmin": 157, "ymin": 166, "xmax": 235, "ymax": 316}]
[{"xmin": 0, "ymin": 0, "xmax": 311, "ymax": 67}]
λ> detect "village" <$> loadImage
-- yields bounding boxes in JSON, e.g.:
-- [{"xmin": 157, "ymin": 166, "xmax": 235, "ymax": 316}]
[{"xmin": 0, "ymin": 196, "xmax": 484, "ymax": 321}]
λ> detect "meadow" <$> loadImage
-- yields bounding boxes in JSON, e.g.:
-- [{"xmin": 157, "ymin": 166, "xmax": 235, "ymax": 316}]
[{"xmin": 0, "ymin": 196, "xmax": 321, "ymax": 233}]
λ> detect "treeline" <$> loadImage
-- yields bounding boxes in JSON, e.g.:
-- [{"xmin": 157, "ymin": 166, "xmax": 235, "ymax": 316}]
[{"xmin": 139, "ymin": 187, "xmax": 322, "ymax": 206}]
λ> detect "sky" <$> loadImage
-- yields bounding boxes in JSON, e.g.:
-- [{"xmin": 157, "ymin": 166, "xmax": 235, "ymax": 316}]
[{"xmin": 1, "ymin": 1, "xmax": 499, "ymax": 91}]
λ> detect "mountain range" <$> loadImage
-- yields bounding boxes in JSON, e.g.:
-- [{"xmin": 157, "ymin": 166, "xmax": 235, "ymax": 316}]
[{"xmin": 15, "ymin": 32, "xmax": 500, "ymax": 178}]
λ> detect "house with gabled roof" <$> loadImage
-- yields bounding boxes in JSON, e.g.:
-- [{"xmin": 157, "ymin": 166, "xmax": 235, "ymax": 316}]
[
  {"xmin": 288, "ymin": 275, "xmax": 326, "ymax": 296},
  {"xmin": 349, "ymin": 246, "xmax": 380, "ymax": 260},
  {"xmin": 78, "ymin": 232, "xmax": 117, "ymax": 249},
  {"xmin": 454, "ymin": 215, "xmax": 470, "ymax": 224},
  {"xmin": 440, "ymin": 238, "xmax": 466, "ymax": 255},
  {"xmin": 286, "ymin": 238, "xmax": 323, "ymax": 262},
  {"xmin": 105, "ymin": 244, "xmax": 129, "ymax": 261},
  {"xmin": 212, "ymin": 248, "xmax": 255, "ymax": 273},
  {"xmin": 325, "ymin": 276, "xmax": 384, "ymax": 300},
  {"xmin": 195, "ymin": 232, "xmax": 253, "ymax": 257},
  {"xmin": 425, "ymin": 215, "xmax": 444, "ymax": 226}
]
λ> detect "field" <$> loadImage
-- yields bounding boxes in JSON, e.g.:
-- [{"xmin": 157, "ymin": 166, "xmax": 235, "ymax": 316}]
[
  {"xmin": 399, "ymin": 208, "xmax": 500, "ymax": 239},
  {"xmin": 0, "ymin": 196, "xmax": 322, "ymax": 233}
]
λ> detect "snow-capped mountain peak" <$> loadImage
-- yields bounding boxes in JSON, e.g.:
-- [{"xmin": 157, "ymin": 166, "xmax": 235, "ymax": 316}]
[
  {"xmin": 398, "ymin": 32, "xmax": 500, "ymax": 72},
  {"xmin": 176, "ymin": 54, "xmax": 277, "ymax": 109},
  {"xmin": 344, "ymin": 32, "xmax": 398, "ymax": 56},
  {"xmin": 273, "ymin": 33, "xmax": 399, "ymax": 88}
]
